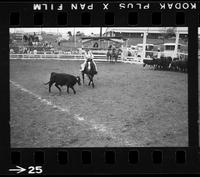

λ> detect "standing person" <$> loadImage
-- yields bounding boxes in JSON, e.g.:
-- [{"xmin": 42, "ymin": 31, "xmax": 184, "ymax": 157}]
[
  {"xmin": 33, "ymin": 49, "xmax": 37, "ymax": 55},
  {"xmin": 80, "ymin": 48, "xmax": 98, "ymax": 73},
  {"xmin": 157, "ymin": 49, "xmax": 161, "ymax": 59},
  {"xmin": 107, "ymin": 45, "xmax": 113, "ymax": 62},
  {"xmin": 121, "ymin": 46, "xmax": 128, "ymax": 61}
]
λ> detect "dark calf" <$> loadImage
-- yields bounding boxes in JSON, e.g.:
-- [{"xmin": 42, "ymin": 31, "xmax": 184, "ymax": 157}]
[
  {"xmin": 169, "ymin": 59, "xmax": 187, "ymax": 72},
  {"xmin": 44, "ymin": 72, "xmax": 81, "ymax": 94},
  {"xmin": 143, "ymin": 59, "xmax": 156, "ymax": 68},
  {"xmin": 170, "ymin": 60, "xmax": 179, "ymax": 71},
  {"xmin": 179, "ymin": 60, "xmax": 188, "ymax": 72},
  {"xmin": 155, "ymin": 57, "xmax": 172, "ymax": 70}
]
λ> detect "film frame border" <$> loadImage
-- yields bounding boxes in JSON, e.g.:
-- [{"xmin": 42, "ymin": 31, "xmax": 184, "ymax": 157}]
[{"xmin": 0, "ymin": 0, "xmax": 199, "ymax": 174}]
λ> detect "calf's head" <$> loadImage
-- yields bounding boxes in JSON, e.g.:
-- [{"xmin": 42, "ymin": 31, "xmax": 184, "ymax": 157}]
[{"xmin": 76, "ymin": 76, "xmax": 81, "ymax": 85}]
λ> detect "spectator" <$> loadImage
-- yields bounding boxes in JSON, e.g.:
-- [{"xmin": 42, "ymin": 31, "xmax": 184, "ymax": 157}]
[
  {"xmin": 23, "ymin": 47, "xmax": 27, "ymax": 54},
  {"xmin": 121, "ymin": 46, "xmax": 128, "ymax": 61},
  {"xmin": 93, "ymin": 42, "xmax": 98, "ymax": 48},
  {"xmin": 33, "ymin": 49, "xmax": 37, "ymax": 55},
  {"xmin": 10, "ymin": 49, "xmax": 14, "ymax": 54},
  {"xmin": 157, "ymin": 49, "xmax": 161, "ymax": 59}
]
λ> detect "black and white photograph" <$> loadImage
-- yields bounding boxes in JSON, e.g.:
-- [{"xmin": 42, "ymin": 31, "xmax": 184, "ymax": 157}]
[{"xmin": 9, "ymin": 27, "xmax": 188, "ymax": 147}]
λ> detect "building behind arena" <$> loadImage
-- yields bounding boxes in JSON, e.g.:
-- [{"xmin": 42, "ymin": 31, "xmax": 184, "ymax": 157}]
[{"xmin": 104, "ymin": 27, "xmax": 188, "ymax": 46}]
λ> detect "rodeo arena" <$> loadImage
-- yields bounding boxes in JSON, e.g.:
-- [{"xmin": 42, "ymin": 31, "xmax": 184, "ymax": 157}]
[{"xmin": 10, "ymin": 27, "xmax": 188, "ymax": 147}]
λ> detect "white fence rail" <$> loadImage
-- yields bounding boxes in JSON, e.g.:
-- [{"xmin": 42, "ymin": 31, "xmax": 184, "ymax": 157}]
[
  {"xmin": 10, "ymin": 53, "xmax": 123, "ymax": 62},
  {"xmin": 9, "ymin": 53, "xmax": 148, "ymax": 65},
  {"xmin": 10, "ymin": 54, "xmax": 84, "ymax": 60}
]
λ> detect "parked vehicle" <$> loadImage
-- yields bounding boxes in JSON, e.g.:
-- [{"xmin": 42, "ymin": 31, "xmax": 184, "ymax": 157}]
[{"xmin": 159, "ymin": 43, "xmax": 188, "ymax": 60}]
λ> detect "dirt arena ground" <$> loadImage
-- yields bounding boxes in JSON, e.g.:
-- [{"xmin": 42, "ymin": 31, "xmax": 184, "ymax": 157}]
[{"xmin": 10, "ymin": 59, "xmax": 188, "ymax": 147}]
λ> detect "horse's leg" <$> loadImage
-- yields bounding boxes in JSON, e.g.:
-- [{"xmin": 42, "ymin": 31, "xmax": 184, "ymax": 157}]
[
  {"xmin": 88, "ymin": 78, "xmax": 91, "ymax": 86},
  {"xmin": 91, "ymin": 76, "xmax": 94, "ymax": 88},
  {"xmin": 87, "ymin": 74, "xmax": 91, "ymax": 86},
  {"xmin": 88, "ymin": 76, "xmax": 91, "ymax": 86},
  {"xmin": 87, "ymin": 75, "xmax": 94, "ymax": 87},
  {"xmin": 88, "ymin": 75, "xmax": 93, "ymax": 86}
]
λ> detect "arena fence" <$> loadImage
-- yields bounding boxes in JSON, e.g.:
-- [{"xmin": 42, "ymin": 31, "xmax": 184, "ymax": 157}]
[
  {"xmin": 10, "ymin": 52, "xmax": 187, "ymax": 64},
  {"xmin": 9, "ymin": 53, "xmax": 123, "ymax": 62},
  {"xmin": 8, "ymin": 53, "xmax": 158, "ymax": 65}
]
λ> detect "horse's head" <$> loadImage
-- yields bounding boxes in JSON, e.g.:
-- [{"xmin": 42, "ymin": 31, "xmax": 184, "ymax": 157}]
[
  {"xmin": 85, "ymin": 59, "xmax": 96, "ymax": 74},
  {"xmin": 76, "ymin": 76, "xmax": 81, "ymax": 85},
  {"xmin": 86, "ymin": 59, "xmax": 92, "ymax": 71}
]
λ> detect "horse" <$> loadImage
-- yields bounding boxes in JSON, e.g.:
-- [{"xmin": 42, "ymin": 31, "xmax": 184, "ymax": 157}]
[
  {"xmin": 81, "ymin": 59, "xmax": 97, "ymax": 88},
  {"xmin": 112, "ymin": 48, "xmax": 122, "ymax": 63},
  {"xmin": 107, "ymin": 48, "xmax": 121, "ymax": 63},
  {"xmin": 106, "ymin": 48, "xmax": 113, "ymax": 63}
]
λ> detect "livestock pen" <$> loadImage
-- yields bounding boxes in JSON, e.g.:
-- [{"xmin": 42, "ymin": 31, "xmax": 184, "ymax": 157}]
[{"xmin": 10, "ymin": 58, "xmax": 188, "ymax": 147}]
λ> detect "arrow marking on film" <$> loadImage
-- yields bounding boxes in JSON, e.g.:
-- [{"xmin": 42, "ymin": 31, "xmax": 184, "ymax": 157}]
[{"xmin": 9, "ymin": 166, "xmax": 26, "ymax": 174}]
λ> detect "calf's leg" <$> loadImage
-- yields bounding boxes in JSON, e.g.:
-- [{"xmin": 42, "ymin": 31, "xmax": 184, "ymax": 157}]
[
  {"xmin": 55, "ymin": 84, "xmax": 61, "ymax": 95},
  {"xmin": 67, "ymin": 86, "xmax": 69, "ymax": 94},
  {"xmin": 82, "ymin": 72, "xmax": 85, "ymax": 84},
  {"xmin": 70, "ymin": 86, "xmax": 76, "ymax": 94},
  {"xmin": 49, "ymin": 82, "xmax": 53, "ymax": 93}
]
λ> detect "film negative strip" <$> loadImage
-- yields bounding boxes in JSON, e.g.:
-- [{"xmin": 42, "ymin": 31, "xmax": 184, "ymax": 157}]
[{"xmin": 0, "ymin": 0, "xmax": 200, "ymax": 174}]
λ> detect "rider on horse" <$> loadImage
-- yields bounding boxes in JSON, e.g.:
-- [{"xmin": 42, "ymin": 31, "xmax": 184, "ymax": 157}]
[{"xmin": 80, "ymin": 48, "xmax": 98, "ymax": 74}]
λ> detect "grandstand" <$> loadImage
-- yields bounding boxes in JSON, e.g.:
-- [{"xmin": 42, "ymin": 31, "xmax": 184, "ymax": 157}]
[
  {"xmin": 10, "ymin": 32, "xmax": 55, "ymax": 54},
  {"xmin": 9, "ymin": 31, "xmax": 84, "ymax": 54}
]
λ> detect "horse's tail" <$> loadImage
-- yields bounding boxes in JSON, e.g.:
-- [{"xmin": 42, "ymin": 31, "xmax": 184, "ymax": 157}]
[{"xmin": 44, "ymin": 81, "xmax": 49, "ymax": 85}]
